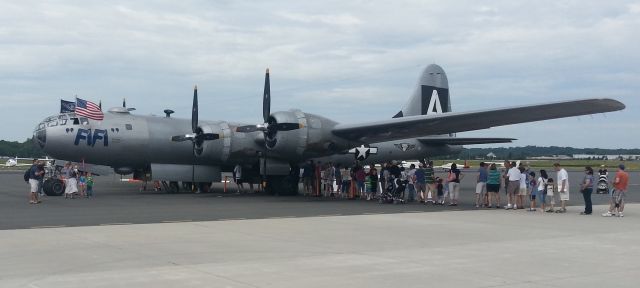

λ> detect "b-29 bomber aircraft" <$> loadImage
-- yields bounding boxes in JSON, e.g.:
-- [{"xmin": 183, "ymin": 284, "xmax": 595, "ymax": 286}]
[{"xmin": 33, "ymin": 64, "xmax": 625, "ymax": 195}]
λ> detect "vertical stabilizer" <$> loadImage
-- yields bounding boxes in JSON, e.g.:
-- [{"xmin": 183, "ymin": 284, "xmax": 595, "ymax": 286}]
[{"xmin": 393, "ymin": 64, "xmax": 451, "ymax": 118}]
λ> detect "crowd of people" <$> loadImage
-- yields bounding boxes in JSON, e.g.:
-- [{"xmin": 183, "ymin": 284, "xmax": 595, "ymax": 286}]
[
  {"xmin": 299, "ymin": 159, "xmax": 631, "ymax": 217},
  {"xmin": 25, "ymin": 157, "xmax": 630, "ymax": 217},
  {"xmin": 26, "ymin": 160, "xmax": 95, "ymax": 204}
]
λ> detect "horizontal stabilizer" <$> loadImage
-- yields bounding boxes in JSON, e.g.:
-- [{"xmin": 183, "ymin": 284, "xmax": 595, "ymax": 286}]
[{"xmin": 417, "ymin": 137, "xmax": 515, "ymax": 145}]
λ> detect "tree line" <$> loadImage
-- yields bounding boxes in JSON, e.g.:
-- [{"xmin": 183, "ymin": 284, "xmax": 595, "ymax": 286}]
[
  {"xmin": 448, "ymin": 146, "xmax": 640, "ymax": 160},
  {"xmin": 0, "ymin": 139, "xmax": 44, "ymax": 158}
]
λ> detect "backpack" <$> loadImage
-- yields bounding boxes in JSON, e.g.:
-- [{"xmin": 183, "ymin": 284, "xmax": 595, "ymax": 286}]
[{"xmin": 23, "ymin": 168, "xmax": 31, "ymax": 182}]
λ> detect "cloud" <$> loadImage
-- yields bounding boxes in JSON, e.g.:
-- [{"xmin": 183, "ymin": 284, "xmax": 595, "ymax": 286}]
[
  {"xmin": 277, "ymin": 11, "xmax": 362, "ymax": 26},
  {"xmin": 0, "ymin": 1, "xmax": 637, "ymax": 148}
]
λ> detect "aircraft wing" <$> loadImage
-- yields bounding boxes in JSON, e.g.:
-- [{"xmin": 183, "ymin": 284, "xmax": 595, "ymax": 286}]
[
  {"xmin": 331, "ymin": 98, "xmax": 624, "ymax": 143},
  {"xmin": 417, "ymin": 137, "xmax": 515, "ymax": 145}
]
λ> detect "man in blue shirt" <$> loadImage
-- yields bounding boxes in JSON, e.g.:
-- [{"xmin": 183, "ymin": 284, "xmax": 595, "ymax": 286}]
[
  {"xmin": 476, "ymin": 162, "xmax": 488, "ymax": 208},
  {"xmin": 415, "ymin": 163, "xmax": 426, "ymax": 203}
]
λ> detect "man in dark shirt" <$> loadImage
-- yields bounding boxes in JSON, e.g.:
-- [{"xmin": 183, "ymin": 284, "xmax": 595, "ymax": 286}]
[
  {"xmin": 388, "ymin": 162, "xmax": 401, "ymax": 179},
  {"xmin": 28, "ymin": 160, "xmax": 44, "ymax": 204}
]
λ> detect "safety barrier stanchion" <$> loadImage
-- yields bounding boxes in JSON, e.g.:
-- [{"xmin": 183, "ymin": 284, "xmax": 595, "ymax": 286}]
[{"xmin": 224, "ymin": 176, "xmax": 228, "ymax": 193}]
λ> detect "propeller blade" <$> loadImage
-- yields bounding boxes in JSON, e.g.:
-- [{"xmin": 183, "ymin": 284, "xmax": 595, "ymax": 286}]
[
  {"xmin": 263, "ymin": 68, "xmax": 271, "ymax": 123},
  {"xmin": 235, "ymin": 125, "xmax": 260, "ymax": 133},
  {"xmin": 200, "ymin": 133, "xmax": 220, "ymax": 141},
  {"xmin": 192, "ymin": 85, "xmax": 198, "ymax": 133},
  {"xmin": 171, "ymin": 135, "xmax": 191, "ymax": 142},
  {"xmin": 274, "ymin": 122, "xmax": 302, "ymax": 131}
]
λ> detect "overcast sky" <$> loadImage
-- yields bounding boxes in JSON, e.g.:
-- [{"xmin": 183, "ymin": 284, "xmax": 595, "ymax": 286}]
[{"xmin": 1, "ymin": 1, "xmax": 638, "ymax": 148}]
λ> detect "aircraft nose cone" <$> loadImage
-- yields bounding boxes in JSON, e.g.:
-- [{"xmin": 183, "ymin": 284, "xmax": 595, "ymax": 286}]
[{"xmin": 33, "ymin": 126, "xmax": 46, "ymax": 149}]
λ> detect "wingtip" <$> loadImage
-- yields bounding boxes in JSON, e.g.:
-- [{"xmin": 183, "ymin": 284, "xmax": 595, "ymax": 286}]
[{"xmin": 599, "ymin": 98, "xmax": 626, "ymax": 111}]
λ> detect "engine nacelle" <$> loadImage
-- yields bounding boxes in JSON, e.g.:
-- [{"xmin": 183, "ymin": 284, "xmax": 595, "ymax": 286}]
[
  {"xmin": 195, "ymin": 122, "xmax": 226, "ymax": 160},
  {"xmin": 265, "ymin": 110, "xmax": 349, "ymax": 161}
]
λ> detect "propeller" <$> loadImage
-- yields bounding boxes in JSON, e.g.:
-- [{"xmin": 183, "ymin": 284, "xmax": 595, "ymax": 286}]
[
  {"xmin": 170, "ymin": 86, "xmax": 220, "ymax": 154},
  {"xmin": 235, "ymin": 69, "xmax": 302, "ymax": 135}
]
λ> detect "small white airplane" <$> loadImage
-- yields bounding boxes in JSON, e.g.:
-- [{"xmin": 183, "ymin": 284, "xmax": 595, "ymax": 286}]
[{"xmin": 4, "ymin": 156, "xmax": 54, "ymax": 167}]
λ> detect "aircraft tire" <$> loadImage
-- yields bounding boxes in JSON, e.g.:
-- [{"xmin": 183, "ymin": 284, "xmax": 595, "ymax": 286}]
[{"xmin": 43, "ymin": 178, "xmax": 65, "ymax": 196}]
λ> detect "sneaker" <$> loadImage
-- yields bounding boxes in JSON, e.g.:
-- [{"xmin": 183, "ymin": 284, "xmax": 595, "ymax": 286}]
[
  {"xmin": 618, "ymin": 213, "xmax": 624, "ymax": 218},
  {"xmin": 475, "ymin": 205, "xmax": 480, "ymax": 208},
  {"xmin": 545, "ymin": 209, "xmax": 554, "ymax": 213},
  {"xmin": 580, "ymin": 212, "xmax": 591, "ymax": 215},
  {"xmin": 496, "ymin": 206, "xmax": 501, "ymax": 209},
  {"xmin": 528, "ymin": 208, "xmax": 536, "ymax": 212},
  {"xmin": 601, "ymin": 212, "xmax": 613, "ymax": 217}
]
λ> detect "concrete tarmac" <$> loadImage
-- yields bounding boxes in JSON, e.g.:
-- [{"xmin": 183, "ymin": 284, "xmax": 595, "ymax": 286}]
[
  {"xmin": 1, "ymin": 170, "xmax": 638, "ymax": 287},
  {"xmin": 1, "ymin": 204, "xmax": 639, "ymax": 288}
]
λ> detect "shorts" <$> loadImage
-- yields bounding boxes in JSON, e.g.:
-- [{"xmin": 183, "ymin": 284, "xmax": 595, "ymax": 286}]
[
  {"xmin": 415, "ymin": 182, "xmax": 426, "ymax": 193},
  {"xmin": 475, "ymin": 182, "xmax": 486, "ymax": 194},
  {"xmin": 29, "ymin": 179, "xmax": 39, "ymax": 193},
  {"xmin": 507, "ymin": 181, "xmax": 519, "ymax": 195},
  {"xmin": 537, "ymin": 189, "xmax": 546, "ymax": 203},
  {"xmin": 559, "ymin": 189, "xmax": 569, "ymax": 201},
  {"xmin": 486, "ymin": 184, "xmax": 500, "ymax": 193},
  {"xmin": 612, "ymin": 189, "xmax": 626, "ymax": 204},
  {"xmin": 519, "ymin": 187, "xmax": 528, "ymax": 196}
]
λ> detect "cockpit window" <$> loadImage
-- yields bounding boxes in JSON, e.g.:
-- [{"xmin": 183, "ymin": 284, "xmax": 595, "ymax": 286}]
[
  {"xmin": 46, "ymin": 120, "xmax": 58, "ymax": 127},
  {"xmin": 80, "ymin": 117, "xmax": 89, "ymax": 125},
  {"xmin": 125, "ymin": 124, "xmax": 133, "ymax": 130},
  {"xmin": 38, "ymin": 123, "xmax": 45, "ymax": 130},
  {"xmin": 58, "ymin": 115, "xmax": 68, "ymax": 125}
]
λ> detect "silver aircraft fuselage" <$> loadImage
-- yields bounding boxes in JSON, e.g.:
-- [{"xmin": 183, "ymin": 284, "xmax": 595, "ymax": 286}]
[{"xmin": 33, "ymin": 110, "xmax": 459, "ymax": 179}]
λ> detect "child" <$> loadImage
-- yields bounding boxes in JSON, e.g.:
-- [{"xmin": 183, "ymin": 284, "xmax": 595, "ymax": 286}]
[
  {"xmin": 545, "ymin": 178, "xmax": 556, "ymax": 213},
  {"xmin": 436, "ymin": 177, "xmax": 445, "ymax": 205},
  {"xmin": 78, "ymin": 172, "xmax": 87, "ymax": 197},
  {"xmin": 528, "ymin": 171, "xmax": 537, "ymax": 211},
  {"xmin": 86, "ymin": 173, "xmax": 94, "ymax": 197}
]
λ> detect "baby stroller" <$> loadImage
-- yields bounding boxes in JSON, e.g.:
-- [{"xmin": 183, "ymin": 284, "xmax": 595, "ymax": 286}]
[
  {"xmin": 378, "ymin": 177, "xmax": 406, "ymax": 204},
  {"xmin": 596, "ymin": 171, "xmax": 609, "ymax": 194}
]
